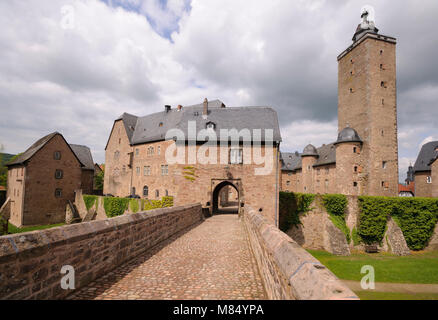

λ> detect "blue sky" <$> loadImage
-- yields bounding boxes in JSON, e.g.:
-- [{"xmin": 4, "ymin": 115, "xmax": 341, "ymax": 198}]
[{"xmin": 0, "ymin": 0, "xmax": 437, "ymax": 183}]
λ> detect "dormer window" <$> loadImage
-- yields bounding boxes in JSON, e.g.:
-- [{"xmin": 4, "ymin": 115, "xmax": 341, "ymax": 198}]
[{"xmin": 206, "ymin": 122, "xmax": 216, "ymax": 130}]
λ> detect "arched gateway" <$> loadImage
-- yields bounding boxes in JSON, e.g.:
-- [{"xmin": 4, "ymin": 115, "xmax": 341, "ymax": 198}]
[{"xmin": 211, "ymin": 180, "xmax": 242, "ymax": 215}]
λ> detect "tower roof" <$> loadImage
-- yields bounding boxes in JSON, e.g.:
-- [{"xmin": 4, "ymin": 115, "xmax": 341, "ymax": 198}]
[
  {"xmin": 335, "ymin": 127, "xmax": 362, "ymax": 145},
  {"xmin": 302, "ymin": 144, "xmax": 318, "ymax": 157},
  {"xmin": 352, "ymin": 10, "xmax": 379, "ymax": 42}
]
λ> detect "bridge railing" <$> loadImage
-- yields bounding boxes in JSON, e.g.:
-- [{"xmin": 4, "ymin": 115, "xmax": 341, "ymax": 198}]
[
  {"xmin": 0, "ymin": 203, "xmax": 203, "ymax": 300},
  {"xmin": 243, "ymin": 206, "xmax": 359, "ymax": 300}
]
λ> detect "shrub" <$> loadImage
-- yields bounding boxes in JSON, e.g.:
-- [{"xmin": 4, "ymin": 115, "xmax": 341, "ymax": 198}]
[
  {"xmin": 322, "ymin": 194, "xmax": 350, "ymax": 243},
  {"xmin": 83, "ymin": 195, "xmax": 98, "ymax": 211},
  {"xmin": 357, "ymin": 196, "xmax": 393, "ymax": 245},
  {"xmin": 352, "ymin": 227, "xmax": 361, "ymax": 246},
  {"xmin": 103, "ymin": 197, "xmax": 129, "ymax": 218},
  {"xmin": 130, "ymin": 199, "xmax": 139, "ymax": 213},
  {"xmin": 161, "ymin": 196, "xmax": 174, "ymax": 208}
]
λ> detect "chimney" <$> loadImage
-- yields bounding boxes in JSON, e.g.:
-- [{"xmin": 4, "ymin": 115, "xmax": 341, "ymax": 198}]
[
  {"xmin": 177, "ymin": 105, "xmax": 183, "ymax": 111},
  {"xmin": 165, "ymin": 105, "xmax": 171, "ymax": 113},
  {"xmin": 203, "ymin": 98, "xmax": 208, "ymax": 116}
]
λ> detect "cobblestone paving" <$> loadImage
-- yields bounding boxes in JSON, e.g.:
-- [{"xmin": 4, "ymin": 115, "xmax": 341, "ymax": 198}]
[{"xmin": 68, "ymin": 215, "xmax": 267, "ymax": 300}]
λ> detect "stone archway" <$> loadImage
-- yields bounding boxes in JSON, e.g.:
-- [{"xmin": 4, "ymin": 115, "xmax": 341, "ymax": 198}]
[{"xmin": 211, "ymin": 180, "xmax": 241, "ymax": 215}]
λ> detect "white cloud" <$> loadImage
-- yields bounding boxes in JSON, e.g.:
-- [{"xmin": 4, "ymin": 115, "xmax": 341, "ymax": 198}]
[{"xmin": 0, "ymin": 0, "xmax": 437, "ymax": 169}]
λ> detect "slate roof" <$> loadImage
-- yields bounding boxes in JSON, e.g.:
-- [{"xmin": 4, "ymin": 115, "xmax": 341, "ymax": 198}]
[
  {"xmin": 116, "ymin": 100, "xmax": 282, "ymax": 145},
  {"xmin": 281, "ymin": 143, "xmax": 336, "ymax": 172},
  {"xmin": 6, "ymin": 132, "xmax": 85, "ymax": 168},
  {"xmin": 280, "ymin": 152, "xmax": 301, "ymax": 171},
  {"xmin": 70, "ymin": 144, "xmax": 95, "ymax": 171},
  {"xmin": 414, "ymin": 141, "xmax": 438, "ymax": 173}
]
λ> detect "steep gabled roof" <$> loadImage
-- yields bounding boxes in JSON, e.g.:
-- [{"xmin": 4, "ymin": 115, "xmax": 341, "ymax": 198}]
[
  {"xmin": 313, "ymin": 143, "xmax": 336, "ymax": 167},
  {"xmin": 70, "ymin": 144, "xmax": 94, "ymax": 170},
  {"xmin": 413, "ymin": 141, "xmax": 438, "ymax": 173},
  {"xmin": 281, "ymin": 143, "xmax": 336, "ymax": 172},
  {"xmin": 114, "ymin": 100, "xmax": 282, "ymax": 146},
  {"xmin": 6, "ymin": 132, "xmax": 84, "ymax": 168}
]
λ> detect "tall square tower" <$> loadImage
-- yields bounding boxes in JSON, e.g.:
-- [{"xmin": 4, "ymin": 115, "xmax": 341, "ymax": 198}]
[{"xmin": 337, "ymin": 11, "xmax": 399, "ymax": 196}]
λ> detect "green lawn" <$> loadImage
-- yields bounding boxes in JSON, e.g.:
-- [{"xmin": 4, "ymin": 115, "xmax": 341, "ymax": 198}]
[
  {"xmin": 308, "ymin": 250, "xmax": 438, "ymax": 284},
  {"xmin": 357, "ymin": 291, "xmax": 438, "ymax": 300},
  {"xmin": 6, "ymin": 222, "xmax": 65, "ymax": 234}
]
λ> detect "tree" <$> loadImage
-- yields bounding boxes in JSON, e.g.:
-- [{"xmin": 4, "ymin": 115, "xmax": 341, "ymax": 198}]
[{"xmin": 94, "ymin": 169, "xmax": 104, "ymax": 191}]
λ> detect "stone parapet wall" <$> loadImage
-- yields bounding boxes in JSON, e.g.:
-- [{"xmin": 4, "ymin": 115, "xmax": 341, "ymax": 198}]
[
  {"xmin": 243, "ymin": 206, "xmax": 358, "ymax": 300},
  {"xmin": 0, "ymin": 203, "xmax": 203, "ymax": 300}
]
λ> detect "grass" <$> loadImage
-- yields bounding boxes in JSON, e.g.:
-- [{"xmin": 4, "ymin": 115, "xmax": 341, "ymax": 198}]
[
  {"xmin": 6, "ymin": 222, "xmax": 65, "ymax": 234},
  {"xmin": 357, "ymin": 291, "xmax": 438, "ymax": 300},
  {"xmin": 308, "ymin": 249, "xmax": 438, "ymax": 284}
]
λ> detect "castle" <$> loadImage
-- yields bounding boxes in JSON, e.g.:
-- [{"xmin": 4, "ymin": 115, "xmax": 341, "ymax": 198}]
[
  {"xmin": 280, "ymin": 10, "xmax": 399, "ymax": 197},
  {"xmin": 102, "ymin": 10, "xmax": 400, "ymax": 226}
]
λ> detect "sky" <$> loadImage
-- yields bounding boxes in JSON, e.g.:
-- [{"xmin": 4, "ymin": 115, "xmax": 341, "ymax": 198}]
[{"xmin": 0, "ymin": 0, "xmax": 437, "ymax": 183}]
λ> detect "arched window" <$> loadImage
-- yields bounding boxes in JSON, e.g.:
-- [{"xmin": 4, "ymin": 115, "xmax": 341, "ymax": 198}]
[
  {"xmin": 54, "ymin": 151, "xmax": 61, "ymax": 160},
  {"xmin": 155, "ymin": 190, "xmax": 159, "ymax": 198},
  {"xmin": 55, "ymin": 169, "xmax": 63, "ymax": 179},
  {"xmin": 143, "ymin": 186, "xmax": 149, "ymax": 197}
]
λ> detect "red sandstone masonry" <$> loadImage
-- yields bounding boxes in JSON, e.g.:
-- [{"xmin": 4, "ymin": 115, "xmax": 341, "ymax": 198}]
[
  {"xmin": 0, "ymin": 204, "xmax": 203, "ymax": 300},
  {"xmin": 243, "ymin": 206, "xmax": 358, "ymax": 300}
]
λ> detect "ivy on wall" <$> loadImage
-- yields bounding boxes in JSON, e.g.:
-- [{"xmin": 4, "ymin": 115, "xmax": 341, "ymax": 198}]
[
  {"xmin": 322, "ymin": 194, "xmax": 350, "ymax": 244},
  {"xmin": 183, "ymin": 166, "xmax": 197, "ymax": 182},
  {"xmin": 83, "ymin": 195, "xmax": 99, "ymax": 211},
  {"xmin": 279, "ymin": 192, "xmax": 315, "ymax": 232},
  {"xmin": 357, "ymin": 196, "xmax": 438, "ymax": 251}
]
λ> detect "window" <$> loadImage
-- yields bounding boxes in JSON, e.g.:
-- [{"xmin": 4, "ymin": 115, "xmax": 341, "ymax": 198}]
[
  {"xmin": 325, "ymin": 168, "xmax": 329, "ymax": 174},
  {"xmin": 143, "ymin": 186, "xmax": 149, "ymax": 197},
  {"xmin": 206, "ymin": 122, "xmax": 216, "ymax": 130},
  {"xmin": 165, "ymin": 190, "xmax": 169, "ymax": 196},
  {"xmin": 325, "ymin": 180, "xmax": 329, "ymax": 188},
  {"xmin": 55, "ymin": 188, "xmax": 62, "ymax": 198},
  {"xmin": 155, "ymin": 190, "xmax": 159, "ymax": 198},
  {"xmin": 135, "ymin": 148, "xmax": 139, "ymax": 156},
  {"xmin": 353, "ymin": 147, "xmax": 357, "ymax": 153},
  {"xmin": 381, "ymin": 81, "xmax": 387, "ymax": 88},
  {"xmin": 380, "ymin": 64, "xmax": 384, "ymax": 70},
  {"xmin": 159, "ymin": 122, "xmax": 163, "ymax": 127},
  {"xmin": 354, "ymin": 166, "xmax": 358, "ymax": 173},
  {"xmin": 147, "ymin": 147, "xmax": 154, "ymax": 156},
  {"xmin": 427, "ymin": 176, "xmax": 432, "ymax": 184},
  {"xmin": 54, "ymin": 151, "xmax": 61, "ymax": 160},
  {"xmin": 144, "ymin": 166, "xmax": 151, "ymax": 176},
  {"xmin": 119, "ymin": 138, "xmax": 121, "ymax": 144},
  {"xmin": 114, "ymin": 151, "xmax": 120, "ymax": 160},
  {"xmin": 288, "ymin": 172, "xmax": 292, "ymax": 176},
  {"xmin": 349, "ymin": 88, "xmax": 354, "ymax": 93},
  {"xmin": 382, "ymin": 161, "xmax": 387, "ymax": 169},
  {"xmin": 161, "ymin": 165, "xmax": 169, "ymax": 176},
  {"xmin": 136, "ymin": 167, "xmax": 140, "ymax": 175},
  {"xmin": 230, "ymin": 148, "xmax": 243, "ymax": 164},
  {"xmin": 353, "ymin": 182, "xmax": 358, "ymax": 187},
  {"xmin": 157, "ymin": 146, "xmax": 161, "ymax": 155},
  {"xmin": 381, "ymin": 130, "xmax": 384, "ymax": 137},
  {"xmin": 122, "ymin": 165, "xmax": 126, "ymax": 173},
  {"xmin": 317, "ymin": 168, "xmax": 320, "ymax": 175},
  {"xmin": 286, "ymin": 181, "xmax": 291, "ymax": 186},
  {"xmin": 55, "ymin": 170, "xmax": 63, "ymax": 179},
  {"xmin": 380, "ymin": 50, "xmax": 383, "ymax": 55},
  {"xmin": 382, "ymin": 98, "xmax": 385, "ymax": 105},
  {"xmin": 307, "ymin": 165, "xmax": 311, "ymax": 171}
]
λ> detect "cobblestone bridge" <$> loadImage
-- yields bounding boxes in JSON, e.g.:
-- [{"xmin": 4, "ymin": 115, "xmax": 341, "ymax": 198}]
[{"xmin": 69, "ymin": 215, "xmax": 267, "ymax": 300}]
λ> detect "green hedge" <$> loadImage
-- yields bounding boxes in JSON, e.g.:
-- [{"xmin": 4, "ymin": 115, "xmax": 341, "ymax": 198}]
[
  {"xmin": 103, "ymin": 197, "xmax": 129, "ymax": 218},
  {"xmin": 130, "ymin": 199, "xmax": 139, "ymax": 213},
  {"xmin": 322, "ymin": 194, "xmax": 350, "ymax": 243},
  {"xmin": 357, "ymin": 196, "xmax": 438, "ymax": 250},
  {"xmin": 83, "ymin": 195, "xmax": 98, "ymax": 211},
  {"xmin": 141, "ymin": 196, "xmax": 174, "ymax": 211},
  {"xmin": 279, "ymin": 192, "xmax": 315, "ymax": 232}
]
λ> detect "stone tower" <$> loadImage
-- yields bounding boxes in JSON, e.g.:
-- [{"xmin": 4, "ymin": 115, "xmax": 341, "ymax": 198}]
[
  {"xmin": 301, "ymin": 144, "xmax": 318, "ymax": 194},
  {"xmin": 337, "ymin": 9, "xmax": 399, "ymax": 196}
]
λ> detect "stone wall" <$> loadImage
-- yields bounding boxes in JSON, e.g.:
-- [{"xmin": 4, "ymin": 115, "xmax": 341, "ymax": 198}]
[
  {"xmin": 286, "ymin": 198, "xmax": 350, "ymax": 256},
  {"xmin": 284, "ymin": 195, "xmax": 410, "ymax": 256},
  {"xmin": 243, "ymin": 206, "xmax": 358, "ymax": 300},
  {"xmin": 415, "ymin": 171, "xmax": 433, "ymax": 198},
  {"xmin": 0, "ymin": 203, "xmax": 203, "ymax": 300}
]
